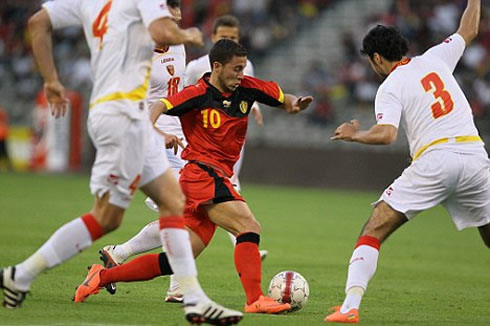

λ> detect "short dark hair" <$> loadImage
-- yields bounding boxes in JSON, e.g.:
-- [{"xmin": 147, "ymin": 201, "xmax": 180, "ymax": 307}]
[
  {"xmin": 166, "ymin": 0, "xmax": 180, "ymax": 8},
  {"xmin": 360, "ymin": 25, "xmax": 409, "ymax": 61},
  {"xmin": 209, "ymin": 39, "xmax": 247, "ymax": 67},
  {"xmin": 212, "ymin": 15, "xmax": 240, "ymax": 34}
]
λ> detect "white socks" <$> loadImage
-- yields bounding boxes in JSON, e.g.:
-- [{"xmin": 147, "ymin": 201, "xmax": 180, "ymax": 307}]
[
  {"xmin": 15, "ymin": 217, "xmax": 93, "ymax": 291},
  {"xmin": 114, "ymin": 220, "xmax": 160, "ymax": 261},
  {"xmin": 340, "ymin": 243, "xmax": 379, "ymax": 313},
  {"xmin": 159, "ymin": 220, "xmax": 208, "ymax": 304}
]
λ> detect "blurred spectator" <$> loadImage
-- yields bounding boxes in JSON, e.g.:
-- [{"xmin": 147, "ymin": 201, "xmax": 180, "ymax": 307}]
[{"xmin": 0, "ymin": 106, "xmax": 12, "ymax": 170}]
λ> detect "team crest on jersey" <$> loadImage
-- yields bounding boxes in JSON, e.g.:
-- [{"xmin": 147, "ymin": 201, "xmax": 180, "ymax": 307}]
[
  {"xmin": 239, "ymin": 101, "xmax": 248, "ymax": 114},
  {"xmin": 223, "ymin": 100, "xmax": 231, "ymax": 108},
  {"xmin": 166, "ymin": 65, "xmax": 175, "ymax": 76}
]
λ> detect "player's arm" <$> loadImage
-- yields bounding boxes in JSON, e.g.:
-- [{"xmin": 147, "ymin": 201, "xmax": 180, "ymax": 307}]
[
  {"xmin": 150, "ymin": 100, "xmax": 169, "ymax": 125},
  {"xmin": 331, "ymin": 121, "xmax": 398, "ymax": 145},
  {"xmin": 279, "ymin": 94, "xmax": 314, "ymax": 114},
  {"xmin": 456, "ymin": 0, "xmax": 481, "ymax": 45},
  {"xmin": 149, "ymin": 18, "xmax": 203, "ymax": 47},
  {"xmin": 28, "ymin": 9, "xmax": 67, "ymax": 119}
]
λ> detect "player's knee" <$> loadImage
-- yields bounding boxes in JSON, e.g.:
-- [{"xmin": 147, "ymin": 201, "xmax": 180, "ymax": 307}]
[{"xmin": 242, "ymin": 214, "xmax": 261, "ymax": 234}]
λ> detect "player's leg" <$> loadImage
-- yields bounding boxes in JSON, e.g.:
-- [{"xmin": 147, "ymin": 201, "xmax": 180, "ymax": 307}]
[
  {"xmin": 325, "ymin": 201, "xmax": 407, "ymax": 323},
  {"xmin": 206, "ymin": 200, "xmax": 291, "ymax": 314},
  {"xmin": 75, "ymin": 227, "xmax": 207, "ymax": 297},
  {"xmin": 326, "ymin": 151, "xmax": 458, "ymax": 323},
  {"xmin": 227, "ymin": 148, "xmax": 268, "ymax": 260},
  {"xmin": 165, "ymin": 226, "xmax": 207, "ymax": 303},
  {"xmin": 1, "ymin": 113, "xmax": 139, "ymax": 309},
  {"xmin": 140, "ymin": 132, "xmax": 242, "ymax": 324}
]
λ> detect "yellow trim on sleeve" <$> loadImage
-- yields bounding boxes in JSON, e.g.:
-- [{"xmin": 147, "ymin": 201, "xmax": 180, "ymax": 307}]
[
  {"xmin": 278, "ymin": 87, "xmax": 285, "ymax": 103},
  {"xmin": 89, "ymin": 68, "xmax": 151, "ymax": 109},
  {"xmin": 412, "ymin": 135, "xmax": 482, "ymax": 161},
  {"xmin": 161, "ymin": 98, "xmax": 174, "ymax": 110}
]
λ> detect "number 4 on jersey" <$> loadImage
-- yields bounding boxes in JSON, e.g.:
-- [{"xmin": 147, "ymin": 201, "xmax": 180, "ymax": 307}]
[
  {"xmin": 421, "ymin": 72, "xmax": 454, "ymax": 119},
  {"xmin": 93, "ymin": 0, "xmax": 113, "ymax": 49}
]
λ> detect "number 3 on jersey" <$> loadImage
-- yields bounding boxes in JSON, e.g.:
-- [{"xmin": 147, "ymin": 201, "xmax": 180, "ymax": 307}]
[
  {"xmin": 421, "ymin": 72, "xmax": 454, "ymax": 119},
  {"xmin": 93, "ymin": 0, "xmax": 113, "ymax": 49},
  {"xmin": 201, "ymin": 109, "xmax": 221, "ymax": 128}
]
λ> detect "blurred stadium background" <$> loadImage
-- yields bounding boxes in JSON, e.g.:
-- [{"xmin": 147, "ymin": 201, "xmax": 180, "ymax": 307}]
[{"xmin": 0, "ymin": 0, "xmax": 489, "ymax": 190}]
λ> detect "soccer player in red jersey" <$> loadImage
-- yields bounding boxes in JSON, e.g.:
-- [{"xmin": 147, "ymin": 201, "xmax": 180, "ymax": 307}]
[{"xmin": 76, "ymin": 39, "xmax": 313, "ymax": 314}]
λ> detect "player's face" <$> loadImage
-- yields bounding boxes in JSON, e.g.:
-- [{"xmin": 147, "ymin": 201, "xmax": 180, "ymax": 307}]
[
  {"xmin": 368, "ymin": 54, "xmax": 388, "ymax": 78},
  {"xmin": 217, "ymin": 55, "xmax": 247, "ymax": 92},
  {"xmin": 212, "ymin": 26, "xmax": 240, "ymax": 43},
  {"xmin": 169, "ymin": 6, "xmax": 182, "ymax": 23},
  {"xmin": 368, "ymin": 56, "xmax": 384, "ymax": 78}
]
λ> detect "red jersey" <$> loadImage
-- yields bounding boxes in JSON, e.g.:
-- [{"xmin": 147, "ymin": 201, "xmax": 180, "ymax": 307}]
[{"xmin": 163, "ymin": 73, "xmax": 284, "ymax": 176}]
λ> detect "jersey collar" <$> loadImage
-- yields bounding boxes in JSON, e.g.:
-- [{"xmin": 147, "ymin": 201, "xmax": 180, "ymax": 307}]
[
  {"xmin": 201, "ymin": 72, "xmax": 234, "ymax": 98},
  {"xmin": 389, "ymin": 58, "xmax": 411, "ymax": 74}
]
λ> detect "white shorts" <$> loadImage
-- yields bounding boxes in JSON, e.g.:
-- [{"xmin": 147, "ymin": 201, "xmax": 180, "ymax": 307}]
[
  {"xmin": 88, "ymin": 111, "xmax": 169, "ymax": 208},
  {"xmin": 166, "ymin": 145, "xmax": 186, "ymax": 172},
  {"xmin": 376, "ymin": 150, "xmax": 490, "ymax": 230}
]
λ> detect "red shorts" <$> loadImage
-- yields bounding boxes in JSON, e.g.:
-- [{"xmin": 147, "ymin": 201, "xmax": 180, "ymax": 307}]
[{"xmin": 180, "ymin": 162, "xmax": 245, "ymax": 246}]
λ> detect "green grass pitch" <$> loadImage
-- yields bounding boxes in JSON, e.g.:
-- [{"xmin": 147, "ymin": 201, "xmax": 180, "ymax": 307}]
[{"xmin": 0, "ymin": 173, "xmax": 489, "ymax": 325}]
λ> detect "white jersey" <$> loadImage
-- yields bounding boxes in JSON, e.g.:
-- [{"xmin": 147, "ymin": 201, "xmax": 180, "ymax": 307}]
[
  {"xmin": 148, "ymin": 45, "xmax": 186, "ymax": 138},
  {"xmin": 43, "ymin": 0, "xmax": 172, "ymax": 120},
  {"xmin": 375, "ymin": 33, "xmax": 485, "ymax": 160},
  {"xmin": 184, "ymin": 54, "xmax": 255, "ymax": 86}
]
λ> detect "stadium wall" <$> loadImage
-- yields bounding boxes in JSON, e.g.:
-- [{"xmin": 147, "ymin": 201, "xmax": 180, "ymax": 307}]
[{"xmin": 240, "ymin": 144, "xmax": 490, "ymax": 191}]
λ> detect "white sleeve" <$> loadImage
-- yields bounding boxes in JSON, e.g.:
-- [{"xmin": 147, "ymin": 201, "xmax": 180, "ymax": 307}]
[
  {"xmin": 423, "ymin": 33, "xmax": 466, "ymax": 72},
  {"xmin": 137, "ymin": 0, "xmax": 172, "ymax": 28},
  {"xmin": 42, "ymin": 0, "xmax": 81, "ymax": 29},
  {"xmin": 184, "ymin": 60, "xmax": 199, "ymax": 86},
  {"xmin": 374, "ymin": 86, "xmax": 402, "ymax": 128},
  {"xmin": 245, "ymin": 60, "xmax": 255, "ymax": 77}
]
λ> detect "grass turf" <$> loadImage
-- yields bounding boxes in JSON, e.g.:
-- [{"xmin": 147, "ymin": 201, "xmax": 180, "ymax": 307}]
[{"xmin": 0, "ymin": 172, "xmax": 489, "ymax": 325}]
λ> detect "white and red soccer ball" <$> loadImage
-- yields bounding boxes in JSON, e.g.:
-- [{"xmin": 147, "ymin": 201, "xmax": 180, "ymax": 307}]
[{"xmin": 268, "ymin": 271, "xmax": 309, "ymax": 311}]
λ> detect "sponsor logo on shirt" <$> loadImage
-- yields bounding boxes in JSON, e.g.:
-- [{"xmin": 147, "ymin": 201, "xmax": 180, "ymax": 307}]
[
  {"xmin": 223, "ymin": 100, "xmax": 231, "ymax": 108},
  {"xmin": 376, "ymin": 113, "xmax": 384, "ymax": 122},
  {"xmin": 443, "ymin": 37, "xmax": 453, "ymax": 43},
  {"xmin": 161, "ymin": 58, "xmax": 175, "ymax": 64},
  {"xmin": 385, "ymin": 186, "xmax": 394, "ymax": 196}
]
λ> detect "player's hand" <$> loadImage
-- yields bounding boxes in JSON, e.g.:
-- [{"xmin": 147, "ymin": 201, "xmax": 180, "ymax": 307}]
[
  {"xmin": 44, "ymin": 80, "xmax": 69, "ymax": 119},
  {"xmin": 331, "ymin": 120, "xmax": 360, "ymax": 141},
  {"xmin": 154, "ymin": 128, "xmax": 184, "ymax": 155},
  {"xmin": 186, "ymin": 27, "xmax": 204, "ymax": 47},
  {"xmin": 289, "ymin": 96, "xmax": 313, "ymax": 114},
  {"xmin": 251, "ymin": 105, "xmax": 264, "ymax": 127}
]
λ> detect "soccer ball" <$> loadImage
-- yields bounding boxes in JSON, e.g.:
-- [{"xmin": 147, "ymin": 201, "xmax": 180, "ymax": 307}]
[{"xmin": 268, "ymin": 271, "xmax": 309, "ymax": 311}]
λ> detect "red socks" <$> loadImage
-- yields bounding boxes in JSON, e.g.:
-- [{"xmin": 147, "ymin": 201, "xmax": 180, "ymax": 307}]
[
  {"xmin": 99, "ymin": 254, "xmax": 161, "ymax": 286},
  {"xmin": 234, "ymin": 232, "xmax": 263, "ymax": 304}
]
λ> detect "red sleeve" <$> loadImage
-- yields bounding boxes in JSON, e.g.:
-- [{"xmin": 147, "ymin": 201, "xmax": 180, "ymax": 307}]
[
  {"xmin": 162, "ymin": 85, "xmax": 207, "ymax": 116},
  {"xmin": 240, "ymin": 76, "xmax": 285, "ymax": 107}
]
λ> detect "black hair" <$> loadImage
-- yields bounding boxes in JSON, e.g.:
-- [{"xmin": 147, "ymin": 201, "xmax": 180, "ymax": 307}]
[
  {"xmin": 212, "ymin": 15, "xmax": 240, "ymax": 34},
  {"xmin": 360, "ymin": 25, "xmax": 409, "ymax": 61},
  {"xmin": 209, "ymin": 39, "xmax": 247, "ymax": 67},
  {"xmin": 166, "ymin": 0, "xmax": 180, "ymax": 8}
]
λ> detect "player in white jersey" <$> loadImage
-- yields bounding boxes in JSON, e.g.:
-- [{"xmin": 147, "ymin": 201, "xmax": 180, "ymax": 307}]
[
  {"xmin": 0, "ymin": 1, "xmax": 243, "ymax": 324},
  {"xmin": 326, "ymin": 0, "xmax": 489, "ymax": 323},
  {"xmin": 185, "ymin": 14, "xmax": 268, "ymax": 259}
]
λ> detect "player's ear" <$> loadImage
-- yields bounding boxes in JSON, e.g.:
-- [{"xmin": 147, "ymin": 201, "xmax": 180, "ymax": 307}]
[
  {"xmin": 212, "ymin": 61, "xmax": 222, "ymax": 71},
  {"xmin": 373, "ymin": 53, "xmax": 382, "ymax": 65}
]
